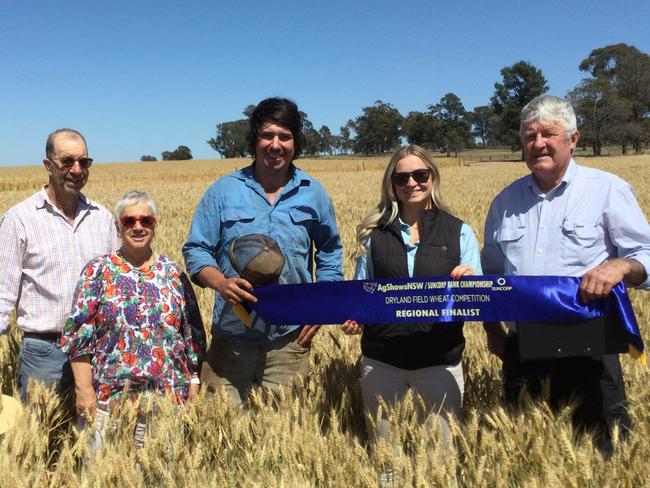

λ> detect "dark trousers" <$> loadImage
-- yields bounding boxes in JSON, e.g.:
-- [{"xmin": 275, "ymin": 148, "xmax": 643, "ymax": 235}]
[{"xmin": 502, "ymin": 334, "xmax": 630, "ymax": 457}]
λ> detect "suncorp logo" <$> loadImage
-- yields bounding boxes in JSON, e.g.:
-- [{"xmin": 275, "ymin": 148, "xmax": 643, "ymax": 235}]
[{"xmin": 492, "ymin": 277, "xmax": 512, "ymax": 291}]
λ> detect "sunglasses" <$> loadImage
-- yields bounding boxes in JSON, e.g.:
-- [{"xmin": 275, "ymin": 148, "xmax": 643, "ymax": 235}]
[
  {"xmin": 391, "ymin": 168, "xmax": 432, "ymax": 186},
  {"xmin": 50, "ymin": 156, "xmax": 94, "ymax": 169},
  {"xmin": 120, "ymin": 215, "xmax": 157, "ymax": 228}
]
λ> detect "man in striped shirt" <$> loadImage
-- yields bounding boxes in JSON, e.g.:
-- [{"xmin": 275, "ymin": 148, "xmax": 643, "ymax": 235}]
[{"xmin": 0, "ymin": 129, "xmax": 119, "ymax": 401}]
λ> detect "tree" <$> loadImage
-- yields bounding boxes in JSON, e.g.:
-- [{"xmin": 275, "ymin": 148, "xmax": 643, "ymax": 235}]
[
  {"xmin": 579, "ymin": 43, "xmax": 650, "ymax": 154},
  {"xmin": 140, "ymin": 155, "xmax": 157, "ymax": 161},
  {"xmin": 428, "ymin": 93, "xmax": 473, "ymax": 156},
  {"xmin": 338, "ymin": 123, "xmax": 354, "ymax": 154},
  {"xmin": 300, "ymin": 112, "xmax": 322, "ymax": 156},
  {"xmin": 402, "ymin": 111, "xmax": 439, "ymax": 149},
  {"xmin": 491, "ymin": 61, "xmax": 549, "ymax": 153},
  {"xmin": 207, "ymin": 119, "xmax": 249, "ymax": 158},
  {"xmin": 468, "ymin": 105, "xmax": 495, "ymax": 147},
  {"xmin": 568, "ymin": 78, "xmax": 630, "ymax": 156},
  {"xmin": 161, "ymin": 145, "xmax": 193, "ymax": 161},
  {"xmin": 351, "ymin": 100, "xmax": 403, "ymax": 155},
  {"xmin": 318, "ymin": 125, "xmax": 336, "ymax": 155}
]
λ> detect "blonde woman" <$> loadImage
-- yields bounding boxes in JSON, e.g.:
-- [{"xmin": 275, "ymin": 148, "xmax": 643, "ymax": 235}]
[{"xmin": 342, "ymin": 145, "xmax": 481, "ymax": 446}]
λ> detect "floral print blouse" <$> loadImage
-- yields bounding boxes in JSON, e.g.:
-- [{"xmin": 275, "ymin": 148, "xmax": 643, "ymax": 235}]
[{"xmin": 61, "ymin": 251, "xmax": 206, "ymax": 410}]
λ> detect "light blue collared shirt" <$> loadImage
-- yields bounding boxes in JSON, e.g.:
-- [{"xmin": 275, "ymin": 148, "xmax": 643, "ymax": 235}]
[
  {"xmin": 354, "ymin": 217, "xmax": 482, "ymax": 279},
  {"xmin": 481, "ymin": 159, "xmax": 650, "ymax": 288},
  {"xmin": 183, "ymin": 163, "xmax": 343, "ymax": 343}
]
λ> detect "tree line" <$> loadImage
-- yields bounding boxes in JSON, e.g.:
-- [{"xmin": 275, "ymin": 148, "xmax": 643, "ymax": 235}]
[{"xmin": 143, "ymin": 43, "xmax": 649, "ymax": 161}]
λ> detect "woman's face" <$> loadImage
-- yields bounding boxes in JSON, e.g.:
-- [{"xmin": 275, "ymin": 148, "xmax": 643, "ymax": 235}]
[
  {"xmin": 392, "ymin": 154, "xmax": 433, "ymax": 209},
  {"xmin": 118, "ymin": 202, "xmax": 156, "ymax": 255}
]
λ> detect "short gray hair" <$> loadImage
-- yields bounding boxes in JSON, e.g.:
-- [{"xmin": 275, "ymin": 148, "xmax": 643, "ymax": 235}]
[
  {"xmin": 45, "ymin": 128, "xmax": 87, "ymax": 159},
  {"xmin": 114, "ymin": 191, "xmax": 158, "ymax": 221},
  {"xmin": 520, "ymin": 95, "xmax": 577, "ymax": 139}
]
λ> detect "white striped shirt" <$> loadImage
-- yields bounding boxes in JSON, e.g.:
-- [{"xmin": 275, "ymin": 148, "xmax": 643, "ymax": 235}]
[{"xmin": 0, "ymin": 187, "xmax": 119, "ymax": 334}]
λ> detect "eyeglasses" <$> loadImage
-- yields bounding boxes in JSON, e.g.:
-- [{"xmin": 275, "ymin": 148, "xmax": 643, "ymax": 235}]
[
  {"xmin": 49, "ymin": 156, "xmax": 94, "ymax": 169},
  {"xmin": 391, "ymin": 169, "xmax": 432, "ymax": 186},
  {"xmin": 120, "ymin": 215, "xmax": 157, "ymax": 228}
]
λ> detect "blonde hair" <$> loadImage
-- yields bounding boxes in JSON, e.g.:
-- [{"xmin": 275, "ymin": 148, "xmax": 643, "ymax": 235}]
[{"xmin": 354, "ymin": 145, "xmax": 450, "ymax": 257}]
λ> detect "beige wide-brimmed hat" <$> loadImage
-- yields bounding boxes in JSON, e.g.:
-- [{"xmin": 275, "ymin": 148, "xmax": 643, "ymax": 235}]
[{"xmin": 0, "ymin": 394, "xmax": 23, "ymax": 434}]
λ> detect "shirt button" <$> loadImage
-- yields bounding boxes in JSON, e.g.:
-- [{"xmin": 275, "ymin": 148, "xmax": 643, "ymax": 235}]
[{"xmin": 537, "ymin": 249, "xmax": 543, "ymax": 254}]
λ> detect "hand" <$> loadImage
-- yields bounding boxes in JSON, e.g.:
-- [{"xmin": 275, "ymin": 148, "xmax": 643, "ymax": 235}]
[
  {"xmin": 215, "ymin": 275, "xmax": 256, "ymax": 306},
  {"xmin": 75, "ymin": 384, "xmax": 97, "ymax": 419},
  {"xmin": 483, "ymin": 322, "xmax": 507, "ymax": 361},
  {"xmin": 187, "ymin": 383, "xmax": 200, "ymax": 403},
  {"xmin": 450, "ymin": 265, "xmax": 475, "ymax": 279},
  {"xmin": 579, "ymin": 259, "xmax": 628, "ymax": 303},
  {"xmin": 340, "ymin": 320, "xmax": 364, "ymax": 335},
  {"xmin": 297, "ymin": 325, "xmax": 320, "ymax": 347}
]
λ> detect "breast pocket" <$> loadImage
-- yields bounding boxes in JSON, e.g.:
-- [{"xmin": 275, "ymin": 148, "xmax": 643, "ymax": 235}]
[
  {"xmin": 560, "ymin": 222, "xmax": 603, "ymax": 267},
  {"xmin": 220, "ymin": 208, "xmax": 256, "ymax": 232},
  {"xmin": 497, "ymin": 227, "xmax": 526, "ymax": 272},
  {"xmin": 285, "ymin": 207, "xmax": 318, "ymax": 258}
]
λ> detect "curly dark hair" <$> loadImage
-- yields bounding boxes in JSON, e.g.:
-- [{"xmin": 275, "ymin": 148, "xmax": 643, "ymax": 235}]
[{"xmin": 248, "ymin": 97, "xmax": 303, "ymax": 158}]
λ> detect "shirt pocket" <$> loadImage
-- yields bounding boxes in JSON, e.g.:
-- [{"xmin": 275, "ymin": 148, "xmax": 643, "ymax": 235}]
[
  {"xmin": 496, "ymin": 227, "xmax": 526, "ymax": 272},
  {"xmin": 560, "ymin": 221, "xmax": 603, "ymax": 267},
  {"xmin": 220, "ymin": 208, "xmax": 256, "ymax": 232},
  {"xmin": 285, "ymin": 207, "xmax": 317, "ymax": 257}
]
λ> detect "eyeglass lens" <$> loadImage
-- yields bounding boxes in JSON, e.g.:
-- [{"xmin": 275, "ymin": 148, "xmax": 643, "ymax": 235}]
[
  {"xmin": 121, "ymin": 215, "xmax": 156, "ymax": 228},
  {"xmin": 392, "ymin": 169, "xmax": 431, "ymax": 186},
  {"xmin": 57, "ymin": 157, "xmax": 93, "ymax": 169}
]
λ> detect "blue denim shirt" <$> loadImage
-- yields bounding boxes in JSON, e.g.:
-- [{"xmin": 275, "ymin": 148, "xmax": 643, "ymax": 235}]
[
  {"xmin": 183, "ymin": 163, "xmax": 343, "ymax": 343},
  {"xmin": 481, "ymin": 159, "xmax": 650, "ymax": 288}
]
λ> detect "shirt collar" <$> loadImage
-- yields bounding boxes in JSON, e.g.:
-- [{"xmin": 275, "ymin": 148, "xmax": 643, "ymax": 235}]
[
  {"xmin": 240, "ymin": 162, "xmax": 310, "ymax": 191},
  {"xmin": 36, "ymin": 186, "xmax": 96, "ymax": 211},
  {"xmin": 527, "ymin": 158, "xmax": 576, "ymax": 197}
]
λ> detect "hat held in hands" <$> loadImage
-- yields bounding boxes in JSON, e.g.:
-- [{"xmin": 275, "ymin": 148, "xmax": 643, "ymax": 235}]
[
  {"xmin": 228, "ymin": 234, "xmax": 285, "ymax": 327},
  {"xmin": 229, "ymin": 234, "xmax": 285, "ymax": 288}
]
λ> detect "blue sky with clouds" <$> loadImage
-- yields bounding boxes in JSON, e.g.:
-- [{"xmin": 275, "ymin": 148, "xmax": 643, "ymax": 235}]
[{"xmin": 2, "ymin": 0, "xmax": 648, "ymax": 165}]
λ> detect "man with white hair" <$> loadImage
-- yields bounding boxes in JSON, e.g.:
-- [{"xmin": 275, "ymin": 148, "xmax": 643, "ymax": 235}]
[
  {"xmin": 481, "ymin": 95, "xmax": 650, "ymax": 455},
  {"xmin": 0, "ymin": 129, "xmax": 119, "ymax": 401}
]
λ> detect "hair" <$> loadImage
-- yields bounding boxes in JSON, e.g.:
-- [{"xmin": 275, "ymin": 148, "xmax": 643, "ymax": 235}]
[
  {"xmin": 519, "ymin": 95, "xmax": 578, "ymax": 140},
  {"xmin": 114, "ymin": 191, "xmax": 158, "ymax": 221},
  {"xmin": 354, "ymin": 145, "xmax": 450, "ymax": 257},
  {"xmin": 45, "ymin": 128, "xmax": 87, "ymax": 159},
  {"xmin": 247, "ymin": 97, "xmax": 303, "ymax": 158}
]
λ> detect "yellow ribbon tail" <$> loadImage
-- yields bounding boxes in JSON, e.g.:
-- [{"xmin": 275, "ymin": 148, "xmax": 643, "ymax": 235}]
[
  {"xmin": 232, "ymin": 303, "xmax": 253, "ymax": 328},
  {"xmin": 629, "ymin": 345, "xmax": 646, "ymax": 365}
]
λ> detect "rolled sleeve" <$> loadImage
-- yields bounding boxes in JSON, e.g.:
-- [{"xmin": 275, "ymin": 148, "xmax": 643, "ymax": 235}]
[
  {"xmin": 605, "ymin": 183, "xmax": 650, "ymax": 289},
  {"xmin": 182, "ymin": 186, "xmax": 222, "ymax": 284},
  {"xmin": 0, "ymin": 212, "xmax": 24, "ymax": 335},
  {"xmin": 460, "ymin": 223, "xmax": 482, "ymax": 274}
]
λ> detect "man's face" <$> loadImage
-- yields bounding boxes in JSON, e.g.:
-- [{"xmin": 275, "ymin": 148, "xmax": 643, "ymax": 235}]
[
  {"xmin": 44, "ymin": 135, "xmax": 89, "ymax": 197},
  {"xmin": 521, "ymin": 120, "xmax": 579, "ymax": 190},
  {"xmin": 255, "ymin": 122, "xmax": 295, "ymax": 175}
]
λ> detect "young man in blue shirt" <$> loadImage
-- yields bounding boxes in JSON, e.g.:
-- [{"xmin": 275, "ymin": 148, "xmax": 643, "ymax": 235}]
[{"xmin": 183, "ymin": 97, "xmax": 343, "ymax": 404}]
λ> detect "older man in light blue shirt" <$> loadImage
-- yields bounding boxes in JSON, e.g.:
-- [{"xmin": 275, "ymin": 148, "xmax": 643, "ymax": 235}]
[{"xmin": 481, "ymin": 95, "xmax": 650, "ymax": 456}]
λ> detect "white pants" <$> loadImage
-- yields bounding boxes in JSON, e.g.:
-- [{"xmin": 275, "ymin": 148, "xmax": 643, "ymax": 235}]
[{"xmin": 361, "ymin": 356, "xmax": 464, "ymax": 446}]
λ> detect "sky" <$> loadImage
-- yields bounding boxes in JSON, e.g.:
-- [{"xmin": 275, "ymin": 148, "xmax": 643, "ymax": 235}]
[{"xmin": 1, "ymin": 0, "xmax": 649, "ymax": 166}]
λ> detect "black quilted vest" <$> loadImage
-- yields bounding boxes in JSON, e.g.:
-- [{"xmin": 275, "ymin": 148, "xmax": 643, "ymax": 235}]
[{"xmin": 361, "ymin": 208, "xmax": 465, "ymax": 369}]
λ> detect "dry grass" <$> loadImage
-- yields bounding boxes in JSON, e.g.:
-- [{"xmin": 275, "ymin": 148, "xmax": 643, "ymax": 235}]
[{"xmin": 1, "ymin": 154, "xmax": 650, "ymax": 487}]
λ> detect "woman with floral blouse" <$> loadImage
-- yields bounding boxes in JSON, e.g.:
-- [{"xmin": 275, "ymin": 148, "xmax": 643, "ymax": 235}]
[{"xmin": 61, "ymin": 191, "xmax": 205, "ymax": 442}]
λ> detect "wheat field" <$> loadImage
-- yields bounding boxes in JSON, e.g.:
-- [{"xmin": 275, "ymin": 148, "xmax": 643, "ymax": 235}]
[{"xmin": 1, "ymin": 154, "xmax": 650, "ymax": 487}]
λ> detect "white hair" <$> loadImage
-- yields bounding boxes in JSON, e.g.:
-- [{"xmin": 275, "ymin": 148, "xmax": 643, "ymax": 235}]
[
  {"xmin": 520, "ymin": 95, "xmax": 577, "ymax": 139},
  {"xmin": 114, "ymin": 191, "xmax": 157, "ymax": 220}
]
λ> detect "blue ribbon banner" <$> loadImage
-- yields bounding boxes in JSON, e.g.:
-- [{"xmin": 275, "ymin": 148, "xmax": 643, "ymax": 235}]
[{"xmin": 252, "ymin": 275, "xmax": 644, "ymax": 358}]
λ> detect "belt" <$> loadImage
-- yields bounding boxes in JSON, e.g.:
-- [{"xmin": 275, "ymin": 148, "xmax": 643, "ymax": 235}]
[{"xmin": 23, "ymin": 332, "xmax": 62, "ymax": 342}]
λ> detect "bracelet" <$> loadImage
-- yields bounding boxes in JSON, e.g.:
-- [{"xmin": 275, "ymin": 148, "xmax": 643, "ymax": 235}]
[{"xmin": 190, "ymin": 377, "xmax": 200, "ymax": 385}]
